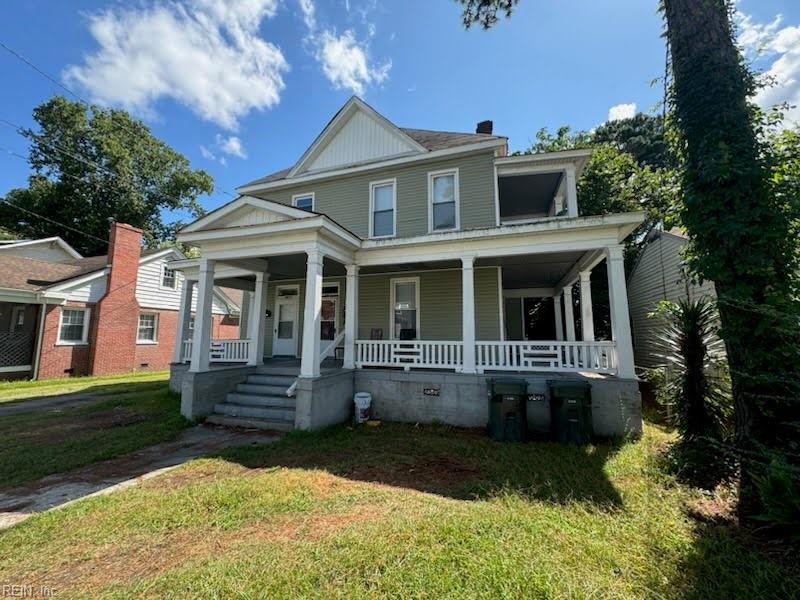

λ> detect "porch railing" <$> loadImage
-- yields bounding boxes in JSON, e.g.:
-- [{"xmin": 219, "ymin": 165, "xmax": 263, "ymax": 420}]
[
  {"xmin": 354, "ymin": 340, "xmax": 617, "ymax": 375},
  {"xmin": 181, "ymin": 339, "xmax": 252, "ymax": 363}
]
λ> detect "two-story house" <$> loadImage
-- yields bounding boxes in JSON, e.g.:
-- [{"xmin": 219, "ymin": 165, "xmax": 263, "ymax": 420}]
[
  {"xmin": 169, "ymin": 97, "xmax": 644, "ymax": 435},
  {"xmin": 0, "ymin": 222, "xmax": 240, "ymax": 380}
]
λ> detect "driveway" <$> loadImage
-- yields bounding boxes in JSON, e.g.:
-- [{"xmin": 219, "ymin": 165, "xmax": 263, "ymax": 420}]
[{"xmin": 0, "ymin": 425, "xmax": 279, "ymax": 529}]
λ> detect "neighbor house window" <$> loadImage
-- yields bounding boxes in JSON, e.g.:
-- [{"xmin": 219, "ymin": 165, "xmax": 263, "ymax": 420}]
[
  {"xmin": 137, "ymin": 313, "xmax": 158, "ymax": 342},
  {"xmin": 390, "ymin": 277, "xmax": 419, "ymax": 340},
  {"xmin": 292, "ymin": 193, "xmax": 314, "ymax": 212},
  {"xmin": 58, "ymin": 308, "xmax": 90, "ymax": 344},
  {"xmin": 429, "ymin": 169, "xmax": 459, "ymax": 231},
  {"xmin": 370, "ymin": 179, "xmax": 396, "ymax": 238},
  {"xmin": 161, "ymin": 265, "xmax": 176, "ymax": 289}
]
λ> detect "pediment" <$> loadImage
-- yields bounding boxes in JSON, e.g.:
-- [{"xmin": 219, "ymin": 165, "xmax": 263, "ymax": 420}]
[
  {"xmin": 290, "ymin": 97, "xmax": 427, "ymax": 176},
  {"xmin": 180, "ymin": 196, "xmax": 312, "ymax": 234},
  {"xmin": 214, "ymin": 205, "xmax": 291, "ymax": 229}
]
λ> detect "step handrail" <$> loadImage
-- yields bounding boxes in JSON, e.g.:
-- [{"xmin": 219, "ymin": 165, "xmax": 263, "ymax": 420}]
[{"xmin": 287, "ymin": 330, "xmax": 346, "ymax": 397}]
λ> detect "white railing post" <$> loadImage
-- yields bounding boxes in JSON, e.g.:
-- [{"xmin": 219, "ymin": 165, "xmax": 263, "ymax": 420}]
[
  {"xmin": 247, "ymin": 271, "xmax": 269, "ymax": 366},
  {"xmin": 300, "ymin": 248, "xmax": 323, "ymax": 379},
  {"xmin": 189, "ymin": 259, "xmax": 215, "ymax": 373},
  {"xmin": 343, "ymin": 264, "xmax": 359, "ymax": 369},
  {"xmin": 173, "ymin": 279, "xmax": 194, "ymax": 363},
  {"xmin": 579, "ymin": 271, "xmax": 595, "ymax": 342},
  {"xmin": 553, "ymin": 294, "xmax": 564, "ymax": 341},
  {"xmin": 461, "ymin": 256, "xmax": 476, "ymax": 374},
  {"xmin": 606, "ymin": 245, "xmax": 636, "ymax": 379}
]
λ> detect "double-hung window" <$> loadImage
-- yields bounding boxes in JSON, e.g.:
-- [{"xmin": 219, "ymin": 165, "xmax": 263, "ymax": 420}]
[
  {"xmin": 370, "ymin": 179, "xmax": 396, "ymax": 238},
  {"xmin": 390, "ymin": 277, "xmax": 419, "ymax": 340},
  {"xmin": 161, "ymin": 265, "xmax": 176, "ymax": 289},
  {"xmin": 292, "ymin": 193, "xmax": 314, "ymax": 212},
  {"xmin": 429, "ymin": 169, "xmax": 459, "ymax": 231},
  {"xmin": 58, "ymin": 308, "xmax": 90, "ymax": 344},
  {"xmin": 137, "ymin": 313, "xmax": 158, "ymax": 343}
]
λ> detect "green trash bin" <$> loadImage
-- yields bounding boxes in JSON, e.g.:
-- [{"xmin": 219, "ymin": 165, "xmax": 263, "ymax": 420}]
[
  {"xmin": 549, "ymin": 382, "xmax": 593, "ymax": 444},
  {"xmin": 487, "ymin": 378, "xmax": 528, "ymax": 442}
]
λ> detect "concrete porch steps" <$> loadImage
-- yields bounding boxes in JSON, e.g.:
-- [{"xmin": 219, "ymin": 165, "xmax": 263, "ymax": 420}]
[
  {"xmin": 207, "ymin": 370, "xmax": 298, "ymax": 431},
  {"xmin": 205, "ymin": 414, "xmax": 294, "ymax": 432},
  {"xmin": 213, "ymin": 402, "xmax": 294, "ymax": 421}
]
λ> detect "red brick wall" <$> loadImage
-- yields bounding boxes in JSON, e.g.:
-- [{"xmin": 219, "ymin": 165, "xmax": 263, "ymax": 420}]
[
  {"xmin": 90, "ymin": 223, "xmax": 142, "ymax": 375},
  {"xmin": 37, "ymin": 302, "xmax": 94, "ymax": 379},
  {"xmin": 213, "ymin": 315, "xmax": 241, "ymax": 339}
]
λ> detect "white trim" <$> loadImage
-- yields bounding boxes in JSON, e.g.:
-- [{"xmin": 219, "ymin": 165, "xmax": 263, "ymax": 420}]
[
  {"xmin": 274, "ymin": 284, "xmax": 301, "ymax": 357},
  {"xmin": 180, "ymin": 196, "xmax": 314, "ymax": 234},
  {"xmin": 56, "ymin": 306, "xmax": 91, "ymax": 345},
  {"xmin": 496, "ymin": 266, "xmax": 505, "ymax": 341},
  {"xmin": 291, "ymin": 192, "xmax": 315, "ymax": 212},
  {"xmin": 0, "ymin": 236, "xmax": 82, "ymax": 259},
  {"xmin": 369, "ymin": 178, "xmax": 397, "ymax": 239},
  {"xmin": 389, "ymin": 276, "xmax": 420, "ymax": 340},
  {"xmin": 493, "ymin": 163, "xmax": 501, "ymax": 227},
  {"xmin": 45, "ymin": 268, "xmax": 109, "ymax": 294},
  {"xmin": 237, "ymin": 139, "xmax": 505, "ymax": 194},
  {"xmin": 10, "ymin": 306, "xmax": 25, "ymax": 332},
  {"xmin": 160, "ymin": 263, "xmax": 178, "ymax": 290},
  {"xmin": 136, "ymin": 312, "xmax": 159, "ymax": 344},
  {"xmin": 0, "ymin": 365, "xmax": 31, "ymax": 373},
  {"xmin": 427, "ymin": 168, "xmax": 460, "ymax": 233}
]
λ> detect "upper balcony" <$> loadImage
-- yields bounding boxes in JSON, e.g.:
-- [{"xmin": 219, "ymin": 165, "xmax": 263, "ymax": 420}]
[{"xmin": 494, "ymin": 149, "xmax": 592, "ymax": 225}]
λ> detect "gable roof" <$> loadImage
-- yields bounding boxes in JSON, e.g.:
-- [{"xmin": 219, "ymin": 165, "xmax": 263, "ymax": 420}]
[
  {"xmin": 238, "ymin": 97, "xmax": 506, "ymax": 191},
  {"xmin": 180, "ymin": 195, "xmax": 315, "ymax": 234},
  {"xmin": 0, "ymin": 236, "xmax": 82, "ymax": 259},
  {"xmin": 0, "ymin": 255, "xmax": 107, "ymax": 291}
]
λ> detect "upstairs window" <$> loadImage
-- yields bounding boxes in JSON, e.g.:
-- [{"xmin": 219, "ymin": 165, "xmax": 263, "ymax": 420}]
[
  {"xmin": 162, "ymin": 265, "xmax": 177, "ymax": 289},
  {"xmin": 429, "ymin": 169, "xmax": 459, "ymax": 231},
  {"xmin": 370, "ymin": 179, "xmax": 396, "ymax": 238},
  {"xmin": 292, "ymin": 193, "xmax": 314, "ymax": 212}
]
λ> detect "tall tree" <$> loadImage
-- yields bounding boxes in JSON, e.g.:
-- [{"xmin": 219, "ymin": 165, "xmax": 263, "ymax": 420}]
[{"xmin": 0, "ymin": 96, "xmax": 212, "ymax": 255}]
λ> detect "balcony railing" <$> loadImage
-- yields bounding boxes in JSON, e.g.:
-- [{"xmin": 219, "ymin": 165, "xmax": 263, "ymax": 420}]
[
  {"xmin": 181, "ymin": 339, "xmax": 252, "ymax": 363},
  {"xmin": 354, "ymin": 340, "xmax": 617, "ymax": 375}
]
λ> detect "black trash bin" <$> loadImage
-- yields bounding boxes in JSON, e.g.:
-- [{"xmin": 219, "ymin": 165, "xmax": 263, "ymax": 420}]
[
  {"xmin": 549, "ymin": 381, "xmax": 593, "ymax": 444},
  {"xmin": 487, "ymin": 378, "xmax": 528, "ymax": 442}
]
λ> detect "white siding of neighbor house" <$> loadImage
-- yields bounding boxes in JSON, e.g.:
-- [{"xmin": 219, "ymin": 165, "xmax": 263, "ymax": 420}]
[
  {"xmin": 136, "ymin": 255, "xmax": 228, "ymax": 314},
  {"xmin": 0, "ymin": 240, "xmax": 77, "ymax": 262},
  {"xmin": 628, "ymin": 232, "xmax": 717, "ymax": 369},
  {"xmin": 65, "ymin": 276, "xmax": 107, "ymax": 303}
]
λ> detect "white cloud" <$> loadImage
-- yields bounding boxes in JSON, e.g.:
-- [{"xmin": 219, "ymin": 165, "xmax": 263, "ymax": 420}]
[
  {"xmin": 316, "ymin": 29, "xmax": 391, "ymax": 95},
  {"xmin": 296, "ymin": 0, "xmax": 390, "ymax": 95},
  {"xmin": 216, "ymin": 134, "xmax": 247, "ymax": 159},
  {"xmin": 64, "ymin": 0, "xmax": 289, "ymax": 130},
  {"xmin": 199, "ymin": 145, "xmax": 216, "ymax": 161},
  {"xmin": 607, "ymin": 103, "xmax": 637, "ymax": 122}
]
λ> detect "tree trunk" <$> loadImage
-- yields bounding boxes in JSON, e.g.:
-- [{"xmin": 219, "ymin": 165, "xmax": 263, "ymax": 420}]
[{"xmin": 663, "ymin": 0, "xmax": 800, "ymax": 518}]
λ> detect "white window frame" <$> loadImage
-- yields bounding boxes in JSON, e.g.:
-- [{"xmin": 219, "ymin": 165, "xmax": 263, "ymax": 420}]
[
  {"xmin": 389, "ymin": 276, "xmax": 420, "ymax": 340},
  {"xmin": 291, "ymin": 192, "xmax": 315, "ymax": 212},
  {"xmin": 137, "ymin": 312, "xmax": 159, "ymax": 344},
  {"xmin": 369, "ymin": 178, "xmax": 397, "ymax": 239},
  {"xmin": 161, "ymin": 263, "xmax": 177, "ymax": 290},
  {"xmin": 427, "ymin": 168, "xmax": 460, "ymax": 233},
  {"xmin": 56, "ymin": 307, "xmax": 91, "ymax": 346}
]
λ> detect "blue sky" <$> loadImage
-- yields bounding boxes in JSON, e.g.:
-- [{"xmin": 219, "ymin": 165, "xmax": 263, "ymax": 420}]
[{"xmin": 1, "ymin": 0, "xmax": 798, "ymax": 221}]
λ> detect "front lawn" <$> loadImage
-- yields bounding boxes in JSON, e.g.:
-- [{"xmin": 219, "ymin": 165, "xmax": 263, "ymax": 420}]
[
  {"xmin": 0, "ymin": 385, "xmax": 189, "ymax": 488},
  {"xmin": 0, "ymin": 423, "xmax": 796, "ymax": 598},
  {"xmin": 0, "ymin": 370, "xmax": 169, "ymax": 403}
]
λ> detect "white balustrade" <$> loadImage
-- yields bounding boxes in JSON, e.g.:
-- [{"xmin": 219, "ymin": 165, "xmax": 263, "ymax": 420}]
[
  {"xmin": 182, "ymin": 339, "xmax": 251, "ymax": 363},
  {"xmin": 355, "ymin": 340, "xmax": 463, "ymax": 371}
]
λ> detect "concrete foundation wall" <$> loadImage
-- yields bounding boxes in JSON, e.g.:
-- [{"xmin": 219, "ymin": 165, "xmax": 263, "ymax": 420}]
[
  {"xmin": 176, "ymin": 364, "xmax": 258, "ymax": 421},
  {"xmin": 354, "ymin": 369, "xmax": 642, "ymax": 437},
  {"xmin": 295, "ymin": 369, "xmax": 355, "ymax": 431}
]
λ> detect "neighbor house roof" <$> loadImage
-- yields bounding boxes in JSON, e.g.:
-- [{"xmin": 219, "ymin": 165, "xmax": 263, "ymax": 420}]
[{"xmin": 0, "ymin": 255, "xmax": 107, "ymax": 291}]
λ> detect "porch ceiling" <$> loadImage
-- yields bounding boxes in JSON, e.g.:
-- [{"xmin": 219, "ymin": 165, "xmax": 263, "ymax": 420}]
[{"xmin": 478, "ymin": 251, "xmax": 586, "ymax": 288}]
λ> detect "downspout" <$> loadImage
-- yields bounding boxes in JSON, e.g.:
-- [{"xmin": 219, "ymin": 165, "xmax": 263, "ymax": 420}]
[{"xmin": 31, "ymin": 297, "xmax": 47, "ymax": 381}]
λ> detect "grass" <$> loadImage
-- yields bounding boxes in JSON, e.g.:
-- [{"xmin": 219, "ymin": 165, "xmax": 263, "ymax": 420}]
[
  {"xmin": 0, "ymin": 384, "xmax": 189, "ymax": 488},
  {"xmin": 1, "ymin": 423, "xmax": 797, "ymax": 598},
  {"xmin": 0, "ymin": 370, "xmax": 170, "ymax": 403}
]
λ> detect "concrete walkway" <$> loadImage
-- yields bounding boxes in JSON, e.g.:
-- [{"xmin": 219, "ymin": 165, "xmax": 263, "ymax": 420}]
[{"xmin": 0, "ymin": 425, "xmax": 279, "ymax": 529}]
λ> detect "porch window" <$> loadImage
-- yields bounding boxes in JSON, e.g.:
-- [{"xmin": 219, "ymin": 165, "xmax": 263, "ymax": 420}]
[
  {"xmin": 390, "ymin": 277, "xmax": 419, "ymax": 340},
  {"xmin": 161, "ymin": 265, "xmax": 177, "ymax": 289},
  {"xmin": 137, "ymin": 313, "xmax": 158, "ymax": 342},
  {"xmin": 292, "ymin": 193, "xmax": 314, "ymax": 212},
  {"xmin": 58, "ymin": 308, "xmax": 90, "ymax": 344},
  {"xmin": 429, "ymin": 169, "xmax": 459, "ymax": 231},
  {"xmin": 370, "ymin": 179, "xmax": 396, "ymax": 238}
]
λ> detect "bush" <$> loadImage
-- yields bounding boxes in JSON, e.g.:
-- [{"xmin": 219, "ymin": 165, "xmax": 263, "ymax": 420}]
[{"xmin": 754, "ymin": 456, "xmax": 800, "ymax": 541}]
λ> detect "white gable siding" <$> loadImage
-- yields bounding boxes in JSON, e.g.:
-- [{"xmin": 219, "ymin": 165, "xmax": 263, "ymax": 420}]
[
  {"xmin": 1, "ymin": 241, "xmax": 76, "ymax": 262},
  {"xmin": 628, "ymin": 233, "xmax": 716, "ymax": 368},
  {"xmin": 305, "ymin": 110, "xmax": 417, "ymax": 173},
  {"xmin": 65, "ymin": 276, "xmax": 107, "ymax": 303},
  {"xmin": 214, "ymin": 206, "xmax": 290, "ymax": 228},
  {"xmin": 136, "ymin": 255, "xmax": 227, "ymax": 314}
]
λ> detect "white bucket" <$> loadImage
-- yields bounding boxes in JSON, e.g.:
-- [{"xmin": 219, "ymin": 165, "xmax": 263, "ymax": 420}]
[{"xmin": 354, "ymin": 392, "xmax": 372, "ymax": 424}]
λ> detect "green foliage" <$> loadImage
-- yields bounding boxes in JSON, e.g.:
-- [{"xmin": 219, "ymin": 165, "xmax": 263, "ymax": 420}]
[
  {"xmin": 456, "ymin": 0, "xmax": 519, "ymax": 29},
  {"xmin": 753, "ymin": 456, "xmax": 800, "ymax": 540},
  {"xmin": 0, "ymin": 96, "xmax": 213, "ymax": 255},
  {"xmin": 593, "ymin": 113, "xmax": 673, "ymax": 169}
]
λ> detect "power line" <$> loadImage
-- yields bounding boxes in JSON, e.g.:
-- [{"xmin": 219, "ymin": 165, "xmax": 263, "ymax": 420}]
[{"xmin": 0, "ymin": 198, "xmax": 107, "ymax": 244}]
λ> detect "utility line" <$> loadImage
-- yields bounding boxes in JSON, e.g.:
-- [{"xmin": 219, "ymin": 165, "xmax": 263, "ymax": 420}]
[{"xmin": 0, "ymin": 197, "xmax": 108, "ymax": 244}]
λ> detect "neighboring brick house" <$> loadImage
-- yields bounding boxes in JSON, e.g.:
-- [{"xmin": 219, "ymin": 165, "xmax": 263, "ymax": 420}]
[{"xmin": 0, "ymin": 222, "xmax": 240, "ymax": 380}]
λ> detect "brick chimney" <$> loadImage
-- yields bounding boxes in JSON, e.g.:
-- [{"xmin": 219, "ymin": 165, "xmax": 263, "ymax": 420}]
[
  {"xmin": 90, "ymin": 222, "xmax": 143, "ymax": 375},
  {"xmin": 476, "ymin": 120, "xmax": 493, "ymax": 135}
]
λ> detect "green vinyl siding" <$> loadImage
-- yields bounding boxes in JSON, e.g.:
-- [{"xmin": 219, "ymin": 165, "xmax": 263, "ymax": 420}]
[
  {"xmin": 356, "ymin": 267, "xmax": 501, "ymax": 342},
  {"xmin": 251, "ymin": 151, "xmax": 497, "ymax": 238},
  {"xmin": 504, "ymin": 298, "xmax": 523, "ymax": 340}
]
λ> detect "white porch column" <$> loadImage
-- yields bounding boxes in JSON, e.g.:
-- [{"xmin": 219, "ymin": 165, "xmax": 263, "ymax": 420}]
[
  {"xmin": 343, "ymin": 264, "xmax": 359, "ymax": 369},
  {"xmin": 553, "ymin": 294, "xmax": 564, "ymax": 341},
  {"xmin": 189, "ymin": 259, "xmax": 215, "ymax": 373},
  {"xmin": 247, "ymin": 272, "xmax": 269, "ymax": 366},
  {"xmin": 565, "ymin": 165, "xmax": 579, "ymax": 217},
  {"xmin": 300, "ymin": 249, "xmax": 323, "ymax": 379},
  {"xmin": 606, "ymin": 245, "xmax": 636, "ymax": 378},
  {"xmin": 461, "ymin": 256, "xmax": 476, "ymax": 374},
  {"xmin": 579, "ymin": 270, "xmax": 595, "ymax": 341},
  {"xmin": 562, "ymin": 284, "xmax": 576, "ymax": 341},
  {"xmin": 173, "ymin": 279, "xmax": 194, "ymax": 363}
]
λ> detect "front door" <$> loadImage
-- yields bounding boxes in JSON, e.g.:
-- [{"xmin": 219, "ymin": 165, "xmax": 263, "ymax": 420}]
[
  {"xmin": 321, "ymin": 284, "xmax": 339, "ymax": 341},
  {"xmin": 273, "ymin": 286, "xmax": 299, "ymax": 356}
]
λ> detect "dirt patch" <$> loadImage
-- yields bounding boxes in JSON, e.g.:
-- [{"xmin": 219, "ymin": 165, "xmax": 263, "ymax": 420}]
[
  {"xmin": 687, "ymin": 483, "xmax": 737, "ymax": 524},
  {"xmin": 13, "ymin": 406, "xmax": 146, "ymax": 444}
]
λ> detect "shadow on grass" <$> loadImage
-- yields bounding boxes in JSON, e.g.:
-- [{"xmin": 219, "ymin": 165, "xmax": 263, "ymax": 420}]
[
  {"xmin": 214, "ymin": 422, "xmax": 627, "ymax": 508},
  {"xmin": 0, "ymin": 378, "xmax": 169, "ymax": 411}
]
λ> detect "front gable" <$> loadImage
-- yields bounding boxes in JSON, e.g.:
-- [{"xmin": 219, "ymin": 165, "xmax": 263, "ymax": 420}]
[
  {"xmin": 289, "ymin": 97, "xmax": 427, "ymax": 177},
  {"xmin": 180, "ymin": 196, "xmax": 312, "ymax": 234}
]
